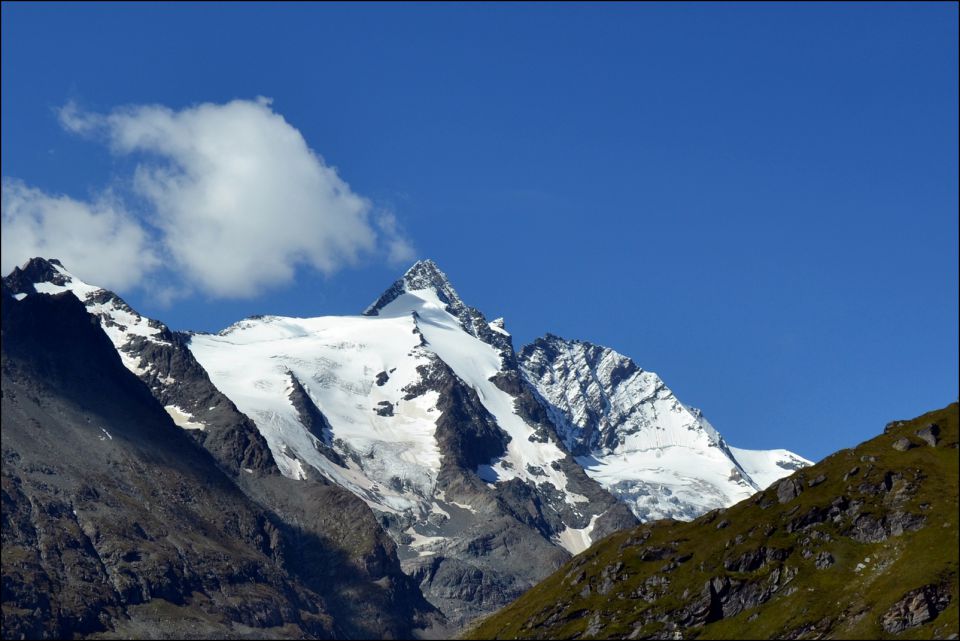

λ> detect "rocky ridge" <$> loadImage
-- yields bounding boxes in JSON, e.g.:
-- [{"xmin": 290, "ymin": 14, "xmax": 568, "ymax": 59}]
[
  {"xmin": 520, "ymin": 335, "xmax": 811, "ymax": 520},
  {"xmin": 466, "ymin": 403, "xmax": 960, "ymax": 640}
]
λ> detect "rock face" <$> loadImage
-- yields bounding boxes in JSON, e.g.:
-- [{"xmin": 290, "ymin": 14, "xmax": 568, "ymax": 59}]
[
  {"xmin": 1, "ymin": 290, "xmax": 321, "ymax": 638},
  {"xmin": 1, "ymin": 271, "xmax": 434, "ymax": 639},
  {"xmin": 880, "ymin": 583, "xmax": 953, "ymax": 633},
  {"xmin": 467, "ymin": 402, "xmax": 960, "ymax": 641},
  {"xmin": 519, "ymin": 335, "xmax": 811, "ymax": 520}
]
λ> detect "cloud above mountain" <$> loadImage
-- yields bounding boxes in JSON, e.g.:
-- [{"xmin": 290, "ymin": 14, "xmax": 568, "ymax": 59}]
[
  {"xmin": 1, "ymin": 98, "xmax": 414, "ymax": 298},
  {"xmin": 1, "ymin": 178, "xmax": 160, "ymax": 291}
]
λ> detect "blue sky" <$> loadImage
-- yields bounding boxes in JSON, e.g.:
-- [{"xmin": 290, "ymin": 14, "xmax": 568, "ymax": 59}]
[{"xmin": 2, "ymin": 2, "xmax": 957, "ymax": 461}]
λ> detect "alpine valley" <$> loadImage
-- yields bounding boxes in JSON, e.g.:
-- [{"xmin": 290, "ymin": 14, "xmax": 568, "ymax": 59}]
[{"xmin": 2, "ymin": 257, "xmax": 814, "ymax": 639}]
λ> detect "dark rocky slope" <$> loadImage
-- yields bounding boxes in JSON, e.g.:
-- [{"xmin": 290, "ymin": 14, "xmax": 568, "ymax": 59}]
[
  {"xmin": 3, "ymin": 260, "xmax": 438, "ymax": 639},
  {"xmin": 466, "ymin": 403, "xmax": 959, "ymax": 640},
  {"xmin": 4, "ymin": 257, "xmax": 276, "ymax": 478},
  {"xmin": 0, "ymin": 288, "xmax": 434, "ymax": 639}
]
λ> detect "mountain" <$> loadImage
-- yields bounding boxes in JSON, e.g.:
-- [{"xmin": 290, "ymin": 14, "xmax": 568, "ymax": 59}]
[
  {"xmin": 466, "ymin": 403, "xmax": 959, "ymax": 640},
  {"xmin": 186, "ymin": 259, "xmax": 638, "ymax": 626},
  {"xmin": 4, "ymin": 258, "xmax": 275, "ymax": 478},
  {"xmin": 3, "ymin": 257, "xmax": 808, "ymax": 632},
  {"xmin": 1, "ymin": 287, "xmax": 367, "ymax": 638},
  {"xmin": 520, "ymin": 335, "xmax": 811, "ymax": 520},
  {"xmin": 2, "ymin": 262, "xmax": 436, "ymax": 639}
]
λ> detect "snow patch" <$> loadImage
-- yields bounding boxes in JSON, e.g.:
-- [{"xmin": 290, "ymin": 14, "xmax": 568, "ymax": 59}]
[
  {"xmin": 554, "ymin": 513, "xmax": 601, "ymax": 555},
  {"xmin": 164, "ymin": 405, "xmax": 206, "ymax": 431},
  {"xmin": 32, "ymin": 262, "xmax": 101, "ymax": 300},
  {"xmin": 449, "ymin": 500, "xmax": 477, "ymax": 513},
  {"xmin": 488, "ymin": 318, "xmax": 510, "ymax": 336},
  {"xmin": 406, "ymin": 527, "xmax": 447, "ymax": 556},
  {"xmin": 575, "ymin": 445, "xmax": 757, "ymax": 521}
]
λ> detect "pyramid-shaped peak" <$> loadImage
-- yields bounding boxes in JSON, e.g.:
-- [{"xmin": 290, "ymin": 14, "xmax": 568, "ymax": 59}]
[
  {"xmin": 364, "ymin": 259, "xmax": 463, "ymax": 316},
  {"xmin": 403, "ymin": 258, "xmax": 442, "ymax": 277},
  {"xmin": 401, "ymin": 259, "xmax": 459, "ymax": 299}
]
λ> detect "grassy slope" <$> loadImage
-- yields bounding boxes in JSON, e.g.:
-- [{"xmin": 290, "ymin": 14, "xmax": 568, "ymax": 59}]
[{"xmin": 466, "ymin": 403, "xmax": 959, "ymax": 640}]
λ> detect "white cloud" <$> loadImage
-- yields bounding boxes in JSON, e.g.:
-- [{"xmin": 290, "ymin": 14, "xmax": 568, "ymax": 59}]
[
  {"xmin": 57, "ymin": 100, "xmax": 104, "ymax": 135},
  {"xmin": 1, "ymin": 178, "xmax": 159, "ymax": 290},
  {"xmin": 376, "ymin": 210, "xmax": 417, "ymax": 266},
  {"xmin": 2, "ymin": 98, "xmax": 415, "ymax": 298}
]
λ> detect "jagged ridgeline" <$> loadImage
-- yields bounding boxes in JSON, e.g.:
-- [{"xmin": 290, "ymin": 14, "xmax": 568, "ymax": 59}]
[{"xmin": 465, "ymin": 403, "xmax": 959, "ymax": 640}]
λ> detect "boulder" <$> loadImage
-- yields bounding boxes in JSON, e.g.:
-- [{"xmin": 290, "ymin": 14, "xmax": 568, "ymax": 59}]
[
  {"xmin": 807, "ymin": 474, "xmax": 827, "ymax": 488},
  {"xmin": 776, "ymin": 478, "xmax": 803, "ymax": 504},
  {"xmin": 892, "ymin": 437, "xmax": 915, "ymax": 452},
  {"xmin": 915, "ymin": 423, "xmax": 940, "ymax": 447},
  {"xmin": 814, "ymin": 551, "xmax": 834, "ymax": 569}
]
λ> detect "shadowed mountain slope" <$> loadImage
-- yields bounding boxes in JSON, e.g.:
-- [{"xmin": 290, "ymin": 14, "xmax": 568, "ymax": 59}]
[{"xmin": 0, "ymin": 285, "xmax": 434, "ymax": 639}]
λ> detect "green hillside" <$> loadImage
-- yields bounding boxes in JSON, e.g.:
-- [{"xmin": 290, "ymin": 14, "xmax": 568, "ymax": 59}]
[{"xmin": 467, "ymin": 403, "xmax": 959, "ymax": 640}]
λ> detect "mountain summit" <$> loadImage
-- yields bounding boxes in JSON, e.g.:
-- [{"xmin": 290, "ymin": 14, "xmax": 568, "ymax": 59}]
[
  {"xmin": 364, "ymin": 258, "xmax": 514, "ymax": 353},
  {"xmin": 364, "ymin": 259, "xmax": 463, "ymax": 316}
]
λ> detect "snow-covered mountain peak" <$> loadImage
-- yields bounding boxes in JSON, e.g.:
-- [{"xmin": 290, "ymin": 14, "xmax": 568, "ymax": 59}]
[
  {"xmin": 217, "ymin": 314, "xmax": 287, "ymax": 337},
  {"xmin": 519, "ymin": 333, "xmax": 810, "ymax": 521},
  {"xmin": 400, "ymin": 258, "xmax": 461, "ymax": 300},
  {"xmin": 364, "ymin": 259, "xmax": 462, "ymax": 316},
  {"xmin": 365, "ymin": 260, "xmax": 513, "ymax": 354},
  {"xmin": 186, "ymin": 285, "xmax": 579, "ymax": 511}
]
